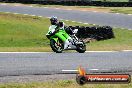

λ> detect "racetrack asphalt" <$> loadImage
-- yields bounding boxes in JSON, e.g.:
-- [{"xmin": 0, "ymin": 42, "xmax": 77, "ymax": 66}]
[
  {"xmin": 0, "ymin": 4, "xmax": 132, "ymax": 29},
  {"xmin": 0, "ymin": 51, "xmax": 132, "ymax": 77}
]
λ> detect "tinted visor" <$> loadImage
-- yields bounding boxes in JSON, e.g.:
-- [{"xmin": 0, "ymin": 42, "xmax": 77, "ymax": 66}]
[{"xmin": 50, "ymin": 18, "xmax": 58, "ymax": 25}]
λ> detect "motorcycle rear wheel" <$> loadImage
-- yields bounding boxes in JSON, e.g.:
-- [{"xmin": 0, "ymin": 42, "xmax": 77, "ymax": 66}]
[{"xmin": 76, "ymin": 41, "xmax": 86, "ymax": 53}]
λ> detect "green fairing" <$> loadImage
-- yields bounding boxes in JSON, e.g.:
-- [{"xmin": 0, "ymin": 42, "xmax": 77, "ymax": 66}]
[
  {"xmin": 55, "ymin": 30, "xmax": 70, "ymax": 42},
  {"xmin": 47, "ymin": 25, "xmax": 70, "ymax": 42},
  {"xmin": 50, "ymin": 35, "xmax": 58, "ymax": 42}
]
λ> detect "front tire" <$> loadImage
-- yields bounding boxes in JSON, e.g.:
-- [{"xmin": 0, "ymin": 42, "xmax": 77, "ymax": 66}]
[{"xmin": 50, "ymin": 39, "xmax": 63, "ymax": 53}]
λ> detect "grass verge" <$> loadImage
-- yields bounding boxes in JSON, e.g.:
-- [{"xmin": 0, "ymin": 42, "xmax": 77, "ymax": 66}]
[
  {"xmin": 0, "ymin": 12, "xmax": 132, "ymax": 51},
  {"xmin": 0, "ymin": 79, "xmax": 131, "ymax": 88}
]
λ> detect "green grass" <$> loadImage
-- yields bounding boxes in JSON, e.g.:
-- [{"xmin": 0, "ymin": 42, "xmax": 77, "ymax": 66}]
[
  {"xmin": 0, "ymin": 13, "xmax": 49, "ymax": 47},
  {"xmin": 0, "ymin": 79, "xmax": 131, "ymax": 88},
  {"xmin": 0, "ymin": 12, "xmax": 132, "ymax": 51},
  {"xmin": 110, "ymin": 7, "xmax": 132, "ymax": 14}
]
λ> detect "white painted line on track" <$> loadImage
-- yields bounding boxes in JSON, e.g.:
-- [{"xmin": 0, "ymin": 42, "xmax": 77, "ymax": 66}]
[
  {"xmin": 113, "ymin": 27, "xmax": 119, "ymax": 29},
  {"xmin": 121, "ymin": 28, "xmax": 125, "ymax": 29},
  {"xmin": 55, "ymin": 8, "xmax": 60, "ymax": 9},
  {"xmin": 78, "ymin": 22, "xmax": 83, "ymax": 24},
  {"xmin": 116, "ymin": 13, "xmax": 120, "ymax": 14},
  {"xmin": 5, "ymin": 12, "xmax": 11, "ymax": 14},
  {"xmin": 122, "ymin": 50, "xmax": 132, "ymax": 52},
  {"xmin": 62, "ymin": 69, "xmax": 111, "ymax": 72},
  {"xmin": 31, "ymin": 15, "xmax": 36, "ymax": 16},
  {"xmin": 89, "ymin": 69, "xmax": 99, "ymax": 71},
  {"xmin": 23, "ymin": 14, "xmax": 29, "ymax": 15},
  {"xmin": 0, "ymin": 50, "xmax": 132, "ymax": 54},
  {"xmin": 2, "ymin": 12, "xmax": 39, "ymax": 18},
  {"xmin": 128, "ymin": 14, "xmax": 132, "ymax": 16},
  {"xmin": 89, "ymin": 68, "xmax": 111, "ymax": 71},
  {"xmin": 38, "ymin": 16, "xmax": 43, "ymax": 17},
  {"xmin": 62, "ymin": 70, "xmax": 78, "ymax": 72},
  {"xmin": 93, "ymin": 11, "xmax": 98, "ymax": 12},
  {"xmin": 1, "ymin": 3, "xmax": 7, "ymax": 5},
  {"xmin": 43, "ymin": 7, "xmax": 48, "ymax": 8},
  {"xmin": 84, "ymin": 23, "xmax": 89, "ymax": 24},
  {"xmin": 72, "ymin": 21, "xmax": 76, "ymax": 22},
  {"xmin": 86, "ymin": 51, "xmax": 118, "ymax": 53},
  {"xmin": 47, "ymin": 17, "xmax": 51, "ymax": 18},
  {"xmin": 14, "ymin": 13, "xmax": 19, "ymax": 15},
  {"xmin": 14, "ymin": 5, "xmax": 20, "ymax": 6},
  {"xmin": 66, "ymin": 9, "xmax": 72, "ymax": 10},
  {"xmin": 29, "ymin": 5, "xmax": 33, "ymax": 7},
  {"xmin": 60, "ymin": 19, "xmax": 64, "ymax": 20},
  {"xmin": 65, "ymin": 20, "xmax": 69, "ymax": 21}
]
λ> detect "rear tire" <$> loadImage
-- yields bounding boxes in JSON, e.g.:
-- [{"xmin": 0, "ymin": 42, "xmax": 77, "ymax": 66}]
[
  {"xmin": 50, "ymin": 39, "xmax": 63, "ymax": 53},
  {"xmin": 76, "ymin": 41, "xmax": 86, "ymax": 53}
]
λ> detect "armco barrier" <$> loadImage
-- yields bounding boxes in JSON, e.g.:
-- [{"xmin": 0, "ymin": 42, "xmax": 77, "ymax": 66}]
[{"xmin": 68, "ymin": 26, "xmax": 115, "ymax": 41}]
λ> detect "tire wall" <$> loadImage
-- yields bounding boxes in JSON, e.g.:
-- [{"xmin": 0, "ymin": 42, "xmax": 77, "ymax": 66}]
[{"xmin": 68, "ymin": 26, "xmax": 115, "ymax": 41}]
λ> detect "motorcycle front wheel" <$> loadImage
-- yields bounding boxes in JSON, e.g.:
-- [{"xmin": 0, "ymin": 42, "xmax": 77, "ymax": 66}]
[{"xmin": 50, "ymin": 39, "xmax": 63, "ymax": 53}]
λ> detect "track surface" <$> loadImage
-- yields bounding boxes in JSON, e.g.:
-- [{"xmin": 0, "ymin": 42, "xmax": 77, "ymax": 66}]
[
  {"xmin": 0, "ymin": 51, "xmax": 132, "ymax": 77},
  {"xmin": 0, "ymin": 4, "xmax": 132, "ymax": 29}
]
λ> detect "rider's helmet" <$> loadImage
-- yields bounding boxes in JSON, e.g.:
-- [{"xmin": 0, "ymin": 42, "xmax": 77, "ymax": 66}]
[{"xmin": 50, "ymin": 16, "xmax": 58, "ymax": 25}]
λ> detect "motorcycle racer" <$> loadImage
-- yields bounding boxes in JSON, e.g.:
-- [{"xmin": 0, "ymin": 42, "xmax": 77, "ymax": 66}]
[{"xmin": 46, "ymin": 16, "xmax": 72, "ymax": 49}]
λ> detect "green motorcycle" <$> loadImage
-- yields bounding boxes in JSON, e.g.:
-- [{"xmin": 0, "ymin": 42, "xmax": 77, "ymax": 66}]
[{"xmin": 46, "ymin": 25, "xmax": 86, "ymax": 53}]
